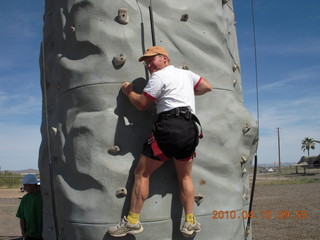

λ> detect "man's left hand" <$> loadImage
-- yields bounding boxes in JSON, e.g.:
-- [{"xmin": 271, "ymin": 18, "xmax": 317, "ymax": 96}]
[{"xmin": 121, "ymin": 82, "xmax": 133, "ymax": 96}]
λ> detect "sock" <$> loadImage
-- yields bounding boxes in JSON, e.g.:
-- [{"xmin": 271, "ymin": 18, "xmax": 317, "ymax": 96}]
[
  {"xmin": 186, "ymin": 213, "xmax": 195, "ymax": 224},
  {"xmin": 127, "ymin": 211, "xmax": 140, "ymax": 224}
]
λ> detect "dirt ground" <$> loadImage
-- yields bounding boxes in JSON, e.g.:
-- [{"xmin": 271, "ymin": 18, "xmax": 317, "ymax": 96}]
[
  {"xmin": 251, "ymin": 182, "xmax": 320, "ymax": 240},
  {"xmin": 1, "ymin": 182, "xmax": 319, "ymax": 240},
  {"xmin": 0, "ymin": 189, "xmax": 24, "ymax": 240}
]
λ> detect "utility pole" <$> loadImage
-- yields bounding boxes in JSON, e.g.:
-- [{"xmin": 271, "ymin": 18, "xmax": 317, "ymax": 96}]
[{"xmin": 277, "ymin": 127, "xmax": 281, "ymax": 174}]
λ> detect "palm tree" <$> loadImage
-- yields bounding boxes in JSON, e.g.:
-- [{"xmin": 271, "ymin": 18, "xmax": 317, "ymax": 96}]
[{"xmin": 301, "ymin": 137, "xmax": 315, "ymax": 156}]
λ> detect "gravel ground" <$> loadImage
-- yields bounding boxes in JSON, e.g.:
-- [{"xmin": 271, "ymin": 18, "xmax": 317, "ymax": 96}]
[
  {"xmin": 1, "ymin": 182, "xmax": 319, "ymax": 240},
  {"xmin": 0, "ymin": 189, "xmax": 24, "ymax": 240},
  {"xmin": 251, "ymin": 182, "xmax": 320, "ymax": 240}
]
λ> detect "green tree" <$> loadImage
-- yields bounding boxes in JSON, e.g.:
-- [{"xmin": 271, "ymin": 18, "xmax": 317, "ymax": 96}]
[{"xmin": 301, "ymin": 137, "xmax": 315, "ymax": 156}]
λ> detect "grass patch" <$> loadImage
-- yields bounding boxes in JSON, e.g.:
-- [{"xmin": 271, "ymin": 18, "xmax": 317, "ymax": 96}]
[
  {"xmin": 251, "ymin": 165, "xmax": 320, "ymax": 186},
  {"xmin": 0, "ymin": 173, "xmax": 23, "ymax": 189},
  {"xmin": 256, "ymin": 178, "xmax": 320, "ymax": 186}
]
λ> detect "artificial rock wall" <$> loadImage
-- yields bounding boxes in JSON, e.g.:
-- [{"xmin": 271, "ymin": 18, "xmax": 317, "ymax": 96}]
[{"xmin": 39, "ymin": 0, "xmax": 258, "ymax": 239}]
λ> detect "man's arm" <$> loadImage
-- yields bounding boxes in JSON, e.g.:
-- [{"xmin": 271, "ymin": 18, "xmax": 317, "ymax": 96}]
[
  {"xmin": 20, "ymin": 218, "xmax": 27, "ymax": 238},
  {"xmin": 194, "ymin": 77, "xmax": 212, "ymax": 95},
  {"xmin": 121, "ymin": 82, "xmax": 154, "ymax": 111}
]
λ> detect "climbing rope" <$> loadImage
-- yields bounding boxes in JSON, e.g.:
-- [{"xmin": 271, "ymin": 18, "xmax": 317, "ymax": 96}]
[
  {"xmin": 136, "ymin": 0, "xmax": 146, "ymax": 53},
  {"xmin": 149, "ymin": 0, "xmax": 156, "ymax": 46},
  {"xmin": 246, "ymin": 0, "xmax": 260, "ymax": 237},
  {"xmin": 40, "ymin": 1, "xmax": 60, "ymax": 239}
]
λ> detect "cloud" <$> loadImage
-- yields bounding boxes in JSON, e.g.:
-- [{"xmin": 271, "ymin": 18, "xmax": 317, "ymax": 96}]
[
  {"xmin": 246, "ymin": 64, "xmax": 320, "ymax": 93},
  {"xmin": 255, "ymin": 92, "xmax": 320, "ymax": 164},
  {"xmin": 260, "ymin": 92, "xmax": 320, "ymax": 128},
  {"xmin": 258, "ymin": 125, "xmax": 319, "ymax": 165},
  {"xmin": 0, "ymin": 2, "xmax": 43, "ymax": 171},
  {"xmin": 0, "ymin": 90, "xmax": 41, "ymax": 124},
  {"xmin": 259, "ymin": 39, "xmax": 320, "ymax": 56}
]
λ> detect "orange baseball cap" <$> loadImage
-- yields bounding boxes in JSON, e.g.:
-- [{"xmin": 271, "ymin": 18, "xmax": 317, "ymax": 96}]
[{"xmin": 138, "ymin": 46, "xmax": 169, "ymax": 62}]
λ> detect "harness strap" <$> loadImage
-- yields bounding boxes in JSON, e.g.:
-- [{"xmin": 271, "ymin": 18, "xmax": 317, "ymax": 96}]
[
  {"xmin": 148, "ymin": 134, "xmax": 168, "ymax": 162},
  {"xmin": 159, "ymin": 107, "xmax": 204, "ymax": 139},
  {"xmin": 191, "ymin": 114, "xmax": 203, "ymax": 139}
]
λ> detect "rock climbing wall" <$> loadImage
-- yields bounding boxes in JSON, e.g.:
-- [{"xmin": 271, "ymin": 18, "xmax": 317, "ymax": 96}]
[{"xmin": 39, "ymin": 0, "xmax": 258, "ymax": 239}]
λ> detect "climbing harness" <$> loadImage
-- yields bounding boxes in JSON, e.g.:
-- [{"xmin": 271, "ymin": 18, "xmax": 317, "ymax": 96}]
[
  {"xmin": 148, "ymin": 107, "xmax": 204, "ymax": 162},
  {"xmin": 147, "ymin": 133, "xmax": 168, "ymax": 161}
]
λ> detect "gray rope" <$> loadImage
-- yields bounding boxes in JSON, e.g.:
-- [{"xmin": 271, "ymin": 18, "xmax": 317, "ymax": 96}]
[{"xmin": 40, "ymin": 1, "xmax": 60, "ymax": 238}]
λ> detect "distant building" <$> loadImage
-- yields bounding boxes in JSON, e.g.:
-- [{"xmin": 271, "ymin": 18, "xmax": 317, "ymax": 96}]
[{"xmin": 297, "ymin": 155, "xmax": 320, "ymax": 168}]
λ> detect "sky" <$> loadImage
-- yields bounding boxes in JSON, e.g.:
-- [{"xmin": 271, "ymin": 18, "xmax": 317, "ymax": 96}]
[
  {"xmin": 234, "ymin": 0, "xmax": 320, "ymax": 166},
  {"xmin": 0, "ymin": 0, "xmax": 319, "ymax": 170}
]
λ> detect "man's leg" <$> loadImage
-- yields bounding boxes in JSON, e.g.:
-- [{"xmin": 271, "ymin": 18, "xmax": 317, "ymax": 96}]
[
  {"xmin": 108, "ymin": 154, "xmax": 163, "ymax": 237},
  {"xmin": 174, "ymin": 158, "xmax": 194, "ymax": 217},
  {"xmin": 174, "ymin": 158, "xmax": 201, "ymax": 236},
  {"xmin": 129, "ymin": 154, "xmax": 164, "ymax": 215}
]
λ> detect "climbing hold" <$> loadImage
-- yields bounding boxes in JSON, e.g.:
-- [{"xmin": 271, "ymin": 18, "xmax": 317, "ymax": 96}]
[
  {"xmin": 199, "ymin": 179, "xmax": 206, "ymax": 185},
  {"xmin": 245, "ymin": 227, "xmax": 251, "ymax": 236},
  {"xmin": 242, "ymin": 123, "xmax": 251, "ymax": 135},
  {"xmin": 108, "ymin": 145, "xmax": 121, "ymax": 155},
  {"xmin": 117, "ymin": 8, "xmax": 129, "ymax": 24},
  {"xmin": 252, "ymin": 137, "xmax": 259, "ymax": 145},
  {"xmin": 194, "ymin": 195, "xmax": 204, "ymax": 206},
  {"xmin": 56, "ymin": 53, "xmax": 63, "ymax": 62},
  {"xmin": 112, "ymin": 53, "xmax": 127, "ymax": 69},
  {"xmin": 179, "ymin": 65, "xmax": 189, "ymax": 70},
  {"xmin": 116, "ymin": 187, "xmax": 127, "ymax": 198},
  {"xmin": 232, "ymin": 64, "xmax": 238, "ymax": 72},
  {"xmin": 50, "ymin": 127, "xmax": 57, "ymax": 136},
  {"xmin": 180, "ymin": 14, "xmax": 189, "ymax": 22},
  {"xmin": 70, "ymin": 26, "xmax": 76, "ymax": 32},
  {"xmin": 242, "ymin": 193, "xmax": 247, "ymax": 201},
  {"xmin": 241, "ymin": 156, "xmax": 248, "ymax": 163},
  {"xmin": 242, "ymin": 168, "xmax": 247, "ymax": 175},
  {"xmin": 233, "ymin": 79, "xmax": 237, "ymax": 87}
]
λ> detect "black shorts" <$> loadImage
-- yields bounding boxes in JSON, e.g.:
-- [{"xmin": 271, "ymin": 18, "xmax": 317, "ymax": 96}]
[{"xmin": 142, "ymin": 113, "xmax": 199, "ymax": 161}]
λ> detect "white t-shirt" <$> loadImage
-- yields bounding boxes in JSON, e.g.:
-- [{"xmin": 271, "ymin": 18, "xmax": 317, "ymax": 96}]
[{"xmin": 142, "ymin": 65, "xmax": 202, "ymax": 114}]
